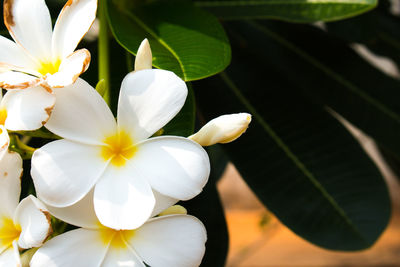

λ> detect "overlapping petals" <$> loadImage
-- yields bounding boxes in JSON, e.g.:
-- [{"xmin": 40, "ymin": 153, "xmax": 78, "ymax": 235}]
[
  {"xmin": 0, "ymin": 86, "xmax": 56, "ymax": 158},
  {"xmin": 31, "ymin": 196, "xmax": 207, "ymax": 267},
  {"xmin": 0, "ymin": 0, "xmax": 96, "ymax": 89},
  {"xmin": 32, "ymin": 70, "xmax": 210, "ymax": 230},
  {"xmin": 0, "ymin": 151, "xmax": 22, "ymax": 219},
  {"xmin": 0, "ymin": 151, "xmax": 52, "ymax": 266},
  {"xmin": 2, "ymin": 86, "xmax": 56, "ymax": 131},
  {"xmin": 0, "ymin": 126, "xmax": 10, "ymax": 160}
]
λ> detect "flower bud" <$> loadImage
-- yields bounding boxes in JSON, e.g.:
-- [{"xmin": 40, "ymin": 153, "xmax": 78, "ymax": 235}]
[
  {"xmin": 134, "ymin": 39, "xmax": 153, "ymax": 71},
  {"xmin": 159, "ymin": 205, "xmax": 188, "ymax": 216},
  {"xmin": 189, "ymin": 113, "xmax": 251, "ymax": 146}
]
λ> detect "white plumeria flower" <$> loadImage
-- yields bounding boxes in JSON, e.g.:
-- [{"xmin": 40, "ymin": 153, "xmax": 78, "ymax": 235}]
[
  {"xmin": 0, "ymin": 0, "xmax": 97, "ymax": 89},
  {"xmin": 0, "ymin": 87, "xmax": 56, "ymax": 159},
  {"xmin": 0, "ymin": 151, "xmax": 52, "ymax": 267},
  {"xmin": 30, "ymin": 192, "xmax": 207, "ymax": 267},
  {"xmin": 31, "ymin": 70, "xmax": 210, "ymax": 230},
  {"xmin": 189, "ymin": 113, "xmax": 252, "ymax": 146}
]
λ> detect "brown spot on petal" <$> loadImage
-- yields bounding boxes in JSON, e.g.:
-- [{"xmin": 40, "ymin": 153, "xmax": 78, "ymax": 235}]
[
  {"xmin": 65, "ymin": 0, "xmax": 74, "ymax": 7},
  {"xmin": 3, "ymin": 0, "xmax": 15, "ymax": 27},
  {"xmin": 40, "ymin": 210, "xmax": 53, "ymax": 242},
  {"xmin": 42, "ymin": 104, "xmax": 55, "ymax": 125},
  {"xmin": 45, "ymin": 106, "xmax": 53, "ymax": 117},
  {"xmin": 0, "ymin": 76, "xmax": 43, "ymax": 90},
  {"xmin": 1, "ymin": 141, "xmax": 9, "ymax": 150},
  {"xmin": 41, "ymin": 83, "xmax": 53, "ymax": 94},
  {"xmin": 73, "ymin": 50, "xmax": 91, "ymax": 83},
  {"xmin": 83, "ymin": 50, "xmax": 91, "ymax": 72},
  {"xmin": 3, "ymin": 172, "xmax": 7, "ymax": 176}
]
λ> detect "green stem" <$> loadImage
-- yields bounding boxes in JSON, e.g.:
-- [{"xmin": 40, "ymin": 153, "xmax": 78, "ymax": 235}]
[
  {"xmin": 98, "ymin": 0, "xmax": 110, "ymax": 104},
  {"xmin": 10, "ymin": 129, "xmax": 61, "ymax": 139},
  {"xmin": 9, "ymin": 135, "xmax": 36, "ymax": 159}
]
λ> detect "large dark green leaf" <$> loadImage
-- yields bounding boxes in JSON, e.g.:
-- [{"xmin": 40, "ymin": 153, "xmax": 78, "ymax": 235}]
[
  {"xmin": 193, "ymin": 21, "xmax": 391, "ymax": 250},
  {"xmin": 239, "ymin": 19, "xmax": 400, "ymax": 162},
  {"xmin": 325, "ymin": 1, "xmax": 400, "ymax": 68},
  {"xmin": 183, "ymin": 145, "xmax": 229, "ymax": 266},
  {"xmin": 106, "ymin": 0, "xmax": 231, "ymax": 81},
  {"xmin": 194, "ymin": 0, "xmax": 377, "ymax": 22}
]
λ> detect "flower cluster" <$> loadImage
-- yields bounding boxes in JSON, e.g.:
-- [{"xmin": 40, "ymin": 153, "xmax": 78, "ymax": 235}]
[{"xmin": 0, "ymin": 1, "xmax": 251, "ymax": 266}]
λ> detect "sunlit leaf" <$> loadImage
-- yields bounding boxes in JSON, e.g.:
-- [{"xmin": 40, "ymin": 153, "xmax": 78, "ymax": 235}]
[
  {"xmin": 194, "ymin": 0, "xmax": 377, "ymax": 22},
  {"xmin": 107, "ymin": 0, "xmax": 231, "ymax": 81}
]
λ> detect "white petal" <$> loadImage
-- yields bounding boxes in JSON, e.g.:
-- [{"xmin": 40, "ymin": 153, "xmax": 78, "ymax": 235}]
[
  {"xmin": 46, "ymin": 49, "xmax": 91, "ymax": 88},
  {"xmin": 151, "ymin": 190, "xmax": 178, "ymax": 218},
  {"xmin": 0, "ymin": 126, "xmax": 10, "ymax": 160},
  {"xmin": 0, "ymin": 151, "xmax": 22, "ymax": 218},
  {"xmin": 134, "ymin": 39, "xmax": 152, "ymax": 71},
  {"xmin": 189, "ymin": 113, "xmax": 252, "ymax": 146},
  {"xmin": 0, "ymin": 72, "xmax": 42, "ymax": 90},
  {"xmin": 52, "ymin": 0, "xmax": 98, "ymax": 58},
  {"xmin": 117, "ymin": 69, "xmax": 187, "ymax": 142},
  {"xmin": 134, "ymin": 136, "xmax": 210, "ymax": 200},
  {"xmin": 0, "ymin": 243, "xmax": 21, "ymax": 267},
  {"xmin": 30, "ymin": 228, "xmax": 108, "ymax": 267},
  {"xmin": 4, "ymin": 0, "xmax": 52, "ymax": 60},
  {"xmin": 46, "ymin": 189, "xmax": 100, "ymax": 229},
  {"xmin": 14, "ymin": 196, "xmax": 51, "ymax": 249},
  {"xmin": 94, "ymin": 165, "xmax": 155, "ymax": 230},
  {"xmin": 3, "ymin": 86, "xmax": 55, "ymax": 131},
  {"xmin": 31, "ymin": 139, "xmax": 108, "ymax": 207},
  {"xmin": 129, "ymin": 215, "xmax": 207, "ymax": 267},
  {"xmin": 46, "ymin": 78, "xmax": 117, "ymax": 145},
  {"xmin": 101, "ymin": 243, "xmax": 145, "ymax": 267},
  {"xmin": 0, "ymin": 36, "xmax": 37, "ymax": 69}
]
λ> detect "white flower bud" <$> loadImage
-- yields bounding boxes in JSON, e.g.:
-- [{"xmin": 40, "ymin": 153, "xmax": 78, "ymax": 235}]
[
  {"xmin": 189, "ymin": 113, "xmax": 251, "ymax": 146},
  {"xmin": 159, "ymin": 205, "xmax": 188, "ymax": 216},
  {"xmin": 134, "ymin": 38, "xmax": 153, "ymax": 71}
]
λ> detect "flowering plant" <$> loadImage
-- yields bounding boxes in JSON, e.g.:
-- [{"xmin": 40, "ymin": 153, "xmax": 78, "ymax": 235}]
[
  {"xmin": 0, "ymin": 0, "xmax": 395, "ymax": 266},
  {"xmin": 0, "ymin": 0, "xmax": 250, "ymax": 266}
]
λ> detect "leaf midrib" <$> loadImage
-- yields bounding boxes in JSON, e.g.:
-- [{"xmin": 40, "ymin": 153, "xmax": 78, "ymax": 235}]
[
  {"xmin": 220, "ymin": 71, "xmax": 369, "ymax": 244},
  {"xmin": 247, "ymin": 20, "xmax": 400, "ymax": 124}
]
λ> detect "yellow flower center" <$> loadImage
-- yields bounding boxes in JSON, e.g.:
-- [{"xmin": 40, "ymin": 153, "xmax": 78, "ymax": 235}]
[
  {"xmin": 0, "ymin": 217, "xmax": 21, "ymax": 249},
  {"xmin": 101, "ymin": 131, "xmax": 137, "ymax": 167},
  {"xmin": 0, "ymin": 108, "xmax": 7, "ymax": 125},
  {"xmin": 37, "ymin": 58, "xmax": 61, "ymax": 76},
  {"xmin": 99, "ymin": 227, "xmax": 135, "ymax": 249}
]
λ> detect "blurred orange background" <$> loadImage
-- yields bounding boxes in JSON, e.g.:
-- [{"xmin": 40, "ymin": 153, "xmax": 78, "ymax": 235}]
[{"xmin": 219, "ymin": 131, "xmax": 400, "ymax": 267}]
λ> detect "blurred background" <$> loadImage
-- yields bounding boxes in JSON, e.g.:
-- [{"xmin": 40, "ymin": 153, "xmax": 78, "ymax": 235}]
[{"xmin": 219, "ymin": 132, "xmax": 400, "ymax": 266}]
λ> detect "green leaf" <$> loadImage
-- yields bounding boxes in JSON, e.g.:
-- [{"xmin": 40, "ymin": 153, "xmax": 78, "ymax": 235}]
[
  {"xmin": 183, "ymin": 145, "xmax": 229, "ymax": 266},
  {"xmin": 193, "ymin": 22, "xmax": 391, "ymax": 250},
  {"xmin": 106, "ymin": 0, "xmax": 231, "ymax": 81},
  {"xmin": 243, "ymin": 19, "xmax": 400, "ymax": 162},
  {"xmin": 163, "ymin": 84, "xmax": 196, "ymax": 137},
  {"xmin": 325, "ymin": 2, "xmax": 400, "ymax": 68},
  {"xmin": 194, "ymin": 0, "xmax": 377, "ymax": 22}
]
